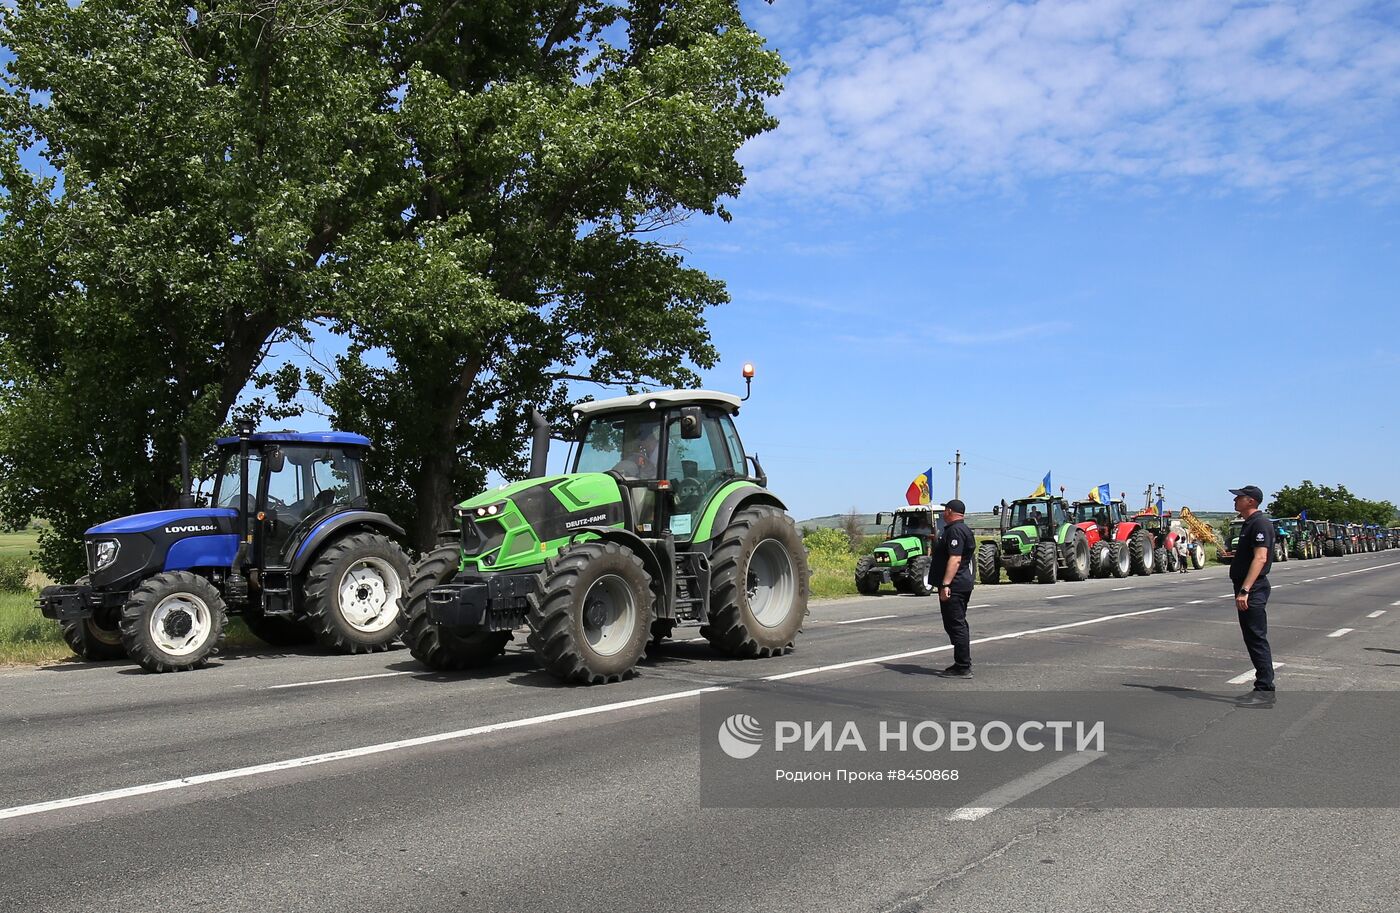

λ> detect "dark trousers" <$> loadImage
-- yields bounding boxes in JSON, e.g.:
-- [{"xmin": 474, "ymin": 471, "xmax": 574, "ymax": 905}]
[
  {"xmin": 940, "ymin": 589, "xmax": 973, "ymax": 670},
  {"xmin": 1236, "ymin": 578, "xmax": 1274, "ymax": 689}
]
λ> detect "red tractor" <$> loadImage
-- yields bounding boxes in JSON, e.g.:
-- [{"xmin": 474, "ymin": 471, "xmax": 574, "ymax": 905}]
[
  {"xmin": 1068, "ymin": 498, "xmax": 1155, "ymax": 578},
  {"xmin": 1132, "ymin": 510, "xmax": 1198, "ymax": 572}
]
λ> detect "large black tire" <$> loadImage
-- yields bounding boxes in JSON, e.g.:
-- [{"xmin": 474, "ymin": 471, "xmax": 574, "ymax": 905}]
[
  {"xmin": 527, "ymin": 540, "xmax": 653, "ymax": 684},
  {"xmin": 1107, "ymin": 540, "xmax": 1130, "ymax": 578},
  {"xmin": 1033, "ymin": 541, "xmax": 1058, "ymax": 584},
  {"xmin": 854, "ymin": 556, "xmax": 881, "ymax": 596},
  {"xmin": 241, "ymin": 611, "xmax": 316, "ymax": 647},
  {"xmin": 302, "ymin": 531, "xmax": 411, "ymax": 653},
  {"xmin": 1062, "ymin": 533, "xmax": 1089, "ymax": 582},
  {"xmin": 118, "ymin": 571, "xmax": 226, "ymax": 673},
  {"xmin": 1154, "ymin": 547, "xmax": 1169, "ymax": 574},
  {"xmin": 1006, "ymin": 565, "xmax": 1035, "ymax": 584},
  {"xmin": 1129, "ymin": 530, "xmax": 1154, "ymax": 576},
  {"xmin": 976, "ymin": 542, "xmax": 1000, "ymax": 585},
  {"xmin": 1088, "ymin": 541, "xmax": 1107, "ymax": 579},
  {"xmin": 400, "ymin": 546, "xmax": 511, "ymax": 670},
  {"xmin": 906, "ymin": 555, "xmax": 934, "ymax": 596},
  {"xmin": 702, "ymin": 506, "xmax": 809, "ymax": 659},
  {"xmin": 60, "ymin": 576, "xmax": 125, "ymax": 660}
]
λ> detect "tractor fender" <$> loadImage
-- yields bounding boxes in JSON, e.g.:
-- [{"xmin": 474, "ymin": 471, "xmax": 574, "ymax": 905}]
[
  {"xmin": 1114, "ymin": 521, "xmax": 1139, "ymax": 542},
  {"xmin": 697, "ymin": 487, "xmax": 788, "ymax": 545},
  {"xmin": 570, "ymin": 526, "xmax": 669, "ymax": 603},
  {"xmin": 289, "ymin": 510, "xmax": 407, "ymax": 576},
  {"xmin": 1073, "ymin": 522, "xmax": 1102, "ymax": 547}
]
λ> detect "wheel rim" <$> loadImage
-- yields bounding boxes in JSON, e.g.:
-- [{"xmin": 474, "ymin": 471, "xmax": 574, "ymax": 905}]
[
  {"xmin": 1117, "ymin": 546, "xmax": 1130, "ymax": 574},
  {"xmin": 149, "ymin": 592, "xmax": 213, "ymax": 657},
  {"xmin": 748, "ymin": 538, "xmax": 797, "ymax": 627},
  {"xmin": 337, "ymin": 557, "xmax": 403, "ymax": 633},
  {"xmin": 923, "ymin": 560, "xmax": 932, "ymax": 590},
  {"xmin": 86, "ymin": 616, "xmax": 122, "ymax": 647},
  {"xmin": 581, "ymin": 573, "xmax": 637, "ymax": 657}
]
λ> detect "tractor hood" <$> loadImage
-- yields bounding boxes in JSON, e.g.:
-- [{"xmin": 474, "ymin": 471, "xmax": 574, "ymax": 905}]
[
  {"xmin": 873, "ymin": 536, "xmax": 925, "ymax": 564},
  {"xmin": 87, "ymin": 508, "xmax": 237, "ymax": 536},
  {"xmin": 457, "ymin": 473, "xmax": 626, "ymax": 573}
]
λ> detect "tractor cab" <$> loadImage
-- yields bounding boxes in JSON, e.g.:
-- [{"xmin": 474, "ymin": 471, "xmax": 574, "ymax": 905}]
[
  {"xmin": 1002, "ymin": 496, "xmax": 1066, "ymax": 541},
  {"xmin": 1071, "ymin": 499, "xmax": 1125, "ymax": 541}
]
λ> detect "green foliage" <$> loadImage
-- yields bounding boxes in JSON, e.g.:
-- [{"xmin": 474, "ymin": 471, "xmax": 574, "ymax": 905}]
[
  {"xmin": 1266, "ymin": 481, "xmax": 1399, "ymax": 525},
  {"xmin": 802, "ymin": 526, "xmax": 851, "ymax": 559},
  {"xmin": 1, "ymin": 0, "xmax": 786, "ymax": 564},
  {"xmin": 0, "ymin": 555, "xmax": 31, "ymax": 592}
]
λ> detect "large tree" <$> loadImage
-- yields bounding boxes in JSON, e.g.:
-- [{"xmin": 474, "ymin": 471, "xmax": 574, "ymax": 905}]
[
  {"xmin": 1, "ymin": 0, "xmax": 783, "ymax": 575},
  {"xmin": 1267, "ymin": 481, "xmax": 1398, "ymax": 525},
  {"xmin": 311, "ymin": 0, "xmax": 785, "ymax": 549}
]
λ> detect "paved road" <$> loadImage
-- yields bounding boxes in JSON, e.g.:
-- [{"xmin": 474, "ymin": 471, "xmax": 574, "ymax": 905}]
[{"xmin": 3, "ymin": 551, "xmax": 1399, "ymax": 912}]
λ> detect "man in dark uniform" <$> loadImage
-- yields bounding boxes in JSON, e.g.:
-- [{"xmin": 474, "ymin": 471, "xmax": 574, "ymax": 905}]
[
  {"xmin": 932, "ymin": 499, "xmax": 976, "ymax": 678},
  {"xmin": 1229, "ymin": 485, "xmax": 1276, "ymax": 699}
]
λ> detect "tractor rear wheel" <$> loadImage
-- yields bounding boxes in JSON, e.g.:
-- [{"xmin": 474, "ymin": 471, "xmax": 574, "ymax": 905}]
[
  {"xmin": 1130, "ymin": 531, "xmax": 1154, "ymax": 576},
  {"xmin": 119, "ymin": 571, "xmax": 226, "ymax": 673},
  {"xmin": 1063, "ymin": 533, "xmax": 1090, "ymax": 581},
  {"xmin": 241, "ymin": 611, "xmax": 315, "ymax": 647},
  {"xmin": 1088, "ymin": 542, "xmax": 1107, "ymax": 578},
  {"xmin": 400, "ymin": 546, "xmax": 511, "ymax": 670},
  {"xmin": 702, "ymin": 506, "xmax": 809, "ymax": 659},
  {"xmin": 1033, "ymin": 541, "xmax": 1058, "ymax": 584},
  {"xmin": 528, "ymin": 540, "xmax": 654, "ymax": 684},
  {"xmin": 906, "ymin": 555, "xmax": 934, "ymax": 596},
  {"xmin": 854, "ymin": 556, "xmax": 881, "ymax": 595},
  {"xmin": 976, "ymin": 542, "xmax": 1000, "ymax": 585},
  {"xmin": 302, "ymin": 532, "xmax": 410, "ymax": 653},
  {"xmin": 1108, "ymin": 540, "xmax": 1131, "ymax": 578},
  {"xmin": 1153, "ymin": 547, "xmax": 1168, "ymax": 574}
]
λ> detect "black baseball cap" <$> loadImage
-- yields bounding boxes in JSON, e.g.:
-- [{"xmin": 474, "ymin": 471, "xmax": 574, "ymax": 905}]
[
  {"xmin": 1229, "ymin": 485, "xmax": 1264, "ymax": 503},
  {"xmin": 944, "ymin": 499, "xmax": 966, "ymax": 514}
]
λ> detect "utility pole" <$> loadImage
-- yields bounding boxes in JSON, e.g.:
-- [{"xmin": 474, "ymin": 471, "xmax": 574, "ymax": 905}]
[{"xmin": 948, "ymin": 450, "xmax": 966, "ymax": 500}]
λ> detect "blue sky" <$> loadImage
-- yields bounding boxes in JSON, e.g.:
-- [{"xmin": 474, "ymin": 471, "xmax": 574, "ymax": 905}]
[{"xmin": 6, "ymin": 0, "xmax": 1400, "ymax": 519}]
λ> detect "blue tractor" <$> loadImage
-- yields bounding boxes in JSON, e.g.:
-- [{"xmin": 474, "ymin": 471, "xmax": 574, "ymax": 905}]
[{"xmin": 38, "ymin": 423, "xmax": 410, "ymax": 672}]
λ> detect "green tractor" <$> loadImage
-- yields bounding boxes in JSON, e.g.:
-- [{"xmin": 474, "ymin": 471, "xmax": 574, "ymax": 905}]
[
  {"xmin": 400, "ymin": 384, "xmax": 809, "ymax": 685},
  {"xmin": 855, "ymin": 505, "xmax": 945, "ymax": 596},
  {"xmin": 976, "ymin": 496, "xmax": 1091, "ymax": 584}
]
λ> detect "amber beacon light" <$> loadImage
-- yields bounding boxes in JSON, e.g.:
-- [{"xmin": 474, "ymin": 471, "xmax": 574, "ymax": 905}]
[{"xmin": 741, "ymin": 363, "xmax": 755, "ymax": 401}]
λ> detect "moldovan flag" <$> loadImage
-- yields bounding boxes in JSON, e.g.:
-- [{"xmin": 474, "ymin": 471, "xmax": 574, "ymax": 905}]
[
  {"xmin": 906, "ymin": 468, "xmax": 933, "ymax": 506},
  {"xmin": 1156, "ymin": 497, "xmax": 1166, "ymax": 516},
  {"xmin": 1029, "ymin": 471, "xmax": 1051, "ymax": 499},
  {"xmin": 1086, "ymin": 483, "xmax": 1110, "ymax": 504}
]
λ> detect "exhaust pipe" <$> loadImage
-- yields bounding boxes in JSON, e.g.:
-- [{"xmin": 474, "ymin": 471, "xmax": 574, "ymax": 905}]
[
  {"xmin": 528, "ymin": 408, "xmax": 551, "ymax": 479},
  {"xmin": 178, "ymin": 434, "xmax": 194, "ymax": 508}
]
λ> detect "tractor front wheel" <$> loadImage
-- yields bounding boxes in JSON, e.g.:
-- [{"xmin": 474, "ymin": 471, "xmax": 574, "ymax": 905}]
[
  {"xmin": 119, "ymin": 572, "xmax": 226, "ymax": 673},
  {"xmin": 906, "ymin": 555, "xmax": 934, "ymax": 596},
  {"xmin": 1063, "ymin": 533, "xmax": 1090, "ymax": 581},
  {"xmin": 400, "ymin": 546, "xmax": 511, "ymax": 670},
  {"xmin": 976, "ymin": 542, "xmax": 1000, "ymax": 585},
  {"xmin": 1108, "ymin": 540, "xmax": 1131, "ymax": 578},
  {"xmin": 1033, "ymin": 541, "xmax": 1058, "ymax": 584},
  {"xmin": 302, "ymin": 532, "xmax": 410, "ymax": 653},
  {"xmin": 528, "ymin": 541, "xmax": 654, "ymax": 684},
  {"xmin": 854, "ymin": 556, "xmax": 881, "ymax": 596},
  {"xmin": 1088, "ymin": 542, "xmax": 1107, "ymax": 578},
  {"xmin": 702, "ymin": 506, "xmax": 809, "ymax": 659},
  {"xmin": 60, "ymin": 578, "xmax": 125, "ymax": 661},
  {"xmin": 1129, "ymin": 531, "xmax": 1154, "ymax": 576}
]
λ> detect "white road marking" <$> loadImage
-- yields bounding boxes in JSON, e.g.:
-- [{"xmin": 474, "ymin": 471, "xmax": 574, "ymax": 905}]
[
  {"xmin": 968, "ymin": 604, "xmax": 994, "ymax": 609},
  {"xmin": 1228, "ymin": 662, "xmax": 1284, "ymax": 684},
  {"xmin": 1327, "ymin": 628, "xmax": 1354, "ymax": 638},
  {"xmin": 1112, "ymin": 587, "xmax": 1134, "ymax": 591},
  {"xmin": 836, "ymin": 615, "xmax": 898, "ymax": 625},
  {"xmin": 1045, "ymin": 594, "xmax": 1074, "ymax": 600},
  {"xmin": 945, "ymin": 751, "xmax": 1106, "ymax": 822},
  {"xmin": 267, "ymin": 671, "xmax": 415, "ymax": 690},
  {"xmin": 1368, "ymin": 610, "xmax": 1387, "ymax": 618},
  {"xmin": 1392, "ymin": 600, "xmax": 1400, "ymax": 606},
  {"xmin": 1217, "ymin": 594, "xmax": 1234, "ymax": 599},
  {"xmin": 1187, "ymin": 600, "xmax": 1206, "ymax": 604}
]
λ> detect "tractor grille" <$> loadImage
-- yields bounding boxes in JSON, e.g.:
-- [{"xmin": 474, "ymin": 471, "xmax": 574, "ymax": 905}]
[{"xmin": 462, "ymin": 516, "xmax": 506, "ymax": 560}]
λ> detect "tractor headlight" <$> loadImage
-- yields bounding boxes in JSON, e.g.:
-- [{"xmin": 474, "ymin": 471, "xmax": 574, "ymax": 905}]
[
  {"xmin": 471, "ymin": 501, "xmax": 508, "ymax": 519},
  {"xmin": 92, "ymin": 539, "xmax": 120, "ymax": 572}
]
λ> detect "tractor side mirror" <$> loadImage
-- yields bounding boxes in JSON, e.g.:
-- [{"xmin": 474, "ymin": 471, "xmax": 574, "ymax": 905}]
[
  {"xmin": 267, "ymin": 446, "xmax": 285, "ymax": 473},
  {"xmin": 875, "ymin": 513, "xmax": 886, "ymax": 526},
  {"xmin": 992, "ymin": 505, "xmax": 1001, "ymax": 516},
  {"xmin": 678, "ymin": 405, "xmax": 703, "ymax": 440}
]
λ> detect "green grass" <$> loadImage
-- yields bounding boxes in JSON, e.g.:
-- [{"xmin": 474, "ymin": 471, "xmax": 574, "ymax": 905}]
[
  {"xmin": 0, "ymin": 590, "xmax": 70, "ymax": 664},
  {"xmin": 0, "ymin": 528, "xmax": 41, "ymax": 560}
]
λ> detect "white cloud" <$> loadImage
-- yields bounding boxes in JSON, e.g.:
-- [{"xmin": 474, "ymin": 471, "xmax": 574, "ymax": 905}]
[{"xmin": 742, "ymin": 0, "xmax": 1400, "ymax": 201}]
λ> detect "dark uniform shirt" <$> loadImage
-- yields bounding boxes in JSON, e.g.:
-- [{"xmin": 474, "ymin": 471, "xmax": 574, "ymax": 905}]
[
  {"xmin": 1229, "ymin": 512, "xmax": 1274, "ymax": 589},
  {"xmin": 931, "ymin": 519, "xmax": 975, "ymax": 593}
]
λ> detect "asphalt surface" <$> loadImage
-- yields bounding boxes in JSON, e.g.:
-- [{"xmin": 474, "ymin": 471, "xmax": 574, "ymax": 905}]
[{"xmin": 3, "ymin": 550, "xmax": 1400, "ymax": 912}]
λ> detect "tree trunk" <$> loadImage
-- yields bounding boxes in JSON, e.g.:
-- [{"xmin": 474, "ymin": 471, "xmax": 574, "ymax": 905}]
[{"xmin": 411, "ymin": 447, "xmax": 456, "ymax": 553}]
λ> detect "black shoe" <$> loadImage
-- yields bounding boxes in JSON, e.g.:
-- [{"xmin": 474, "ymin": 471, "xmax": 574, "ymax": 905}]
[
  {"xmin": 1237, "ymin": 689, "xmax": 1276, "ymax": 706},
  {"xmin": 937, "ymin": 665, "xmax": 973, "ymax": 679}
]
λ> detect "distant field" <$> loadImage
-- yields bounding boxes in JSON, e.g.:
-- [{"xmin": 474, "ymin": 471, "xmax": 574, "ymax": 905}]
[{"xmin": 0, "ymin": 529, "xmax": 40, "ymax": 560}]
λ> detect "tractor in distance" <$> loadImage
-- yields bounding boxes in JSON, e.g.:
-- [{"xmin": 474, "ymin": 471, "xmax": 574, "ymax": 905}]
[
  {"xmin": 855, "ymin": 505, "xmax": 946, "ymax": 596},
  {"xmin": 1277, "ymin": 516, "xmax": 1318, "ymax": 560},
  {"xmin": 1217, "ymin": 517, "xmax": 1244, "ymax": 563},
  {"xmin": 976, "ymin": 495, "xmax": 1092, "ymax": 585},
  {"xmin": 1134, "ymin": 508, "xmax": 1207, "ymax": 571},
  {"xmin": 400, "ymin": 370, "xmax": 810, "ymax": 685},
  {"xmin": 1269, "ymin": 518, "xmax": 1293, "ymax": 563},
  {"xmin": 1067, "ymin": 496, "xmax": 1133, "ymax": 578},
  {"xmin": 38, "ymin": 424, "xmax": 410, "ymax": 672},
  {"xmin": 1322, "ymin": 521, "xmax": 1350, "ymax": 557},
  {"xmin": 1307, "ymin": 520, "xmax": 1331, "ymax": 556}
]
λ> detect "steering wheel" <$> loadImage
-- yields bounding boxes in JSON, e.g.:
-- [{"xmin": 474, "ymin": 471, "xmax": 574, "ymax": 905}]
[
  {"xmin": 673, "ymin": 477, "xmax": 704, "ymax": 511},
  {"xmin": 264, "ymin": 495, "xmax": 289, "ymax": 511}
]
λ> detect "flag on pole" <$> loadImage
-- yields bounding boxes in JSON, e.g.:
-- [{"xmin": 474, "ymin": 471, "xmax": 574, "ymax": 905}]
[
  {"xmin": 1300, "ymin": 509, "xmax": 1308, "ymax": 521},
  {"xmin": 1029, "ymin": 471, "xmax": 1051, "ymax": 499},
  {"xmin": 1086, "ymin": 483, "xmax": 1111, "ymax": 504},
  {"xmin": 1156, "ymin": 497, "xmax": 1166, "ymax": 516},
  {"xmin": 906, "ymin": 468, "xmax": 932, "ymax": 506}
]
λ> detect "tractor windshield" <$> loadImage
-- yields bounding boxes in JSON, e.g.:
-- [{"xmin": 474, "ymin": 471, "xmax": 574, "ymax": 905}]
[
  {"xmin": 895, "ymin": 511, "xmax": 941, "ymax": 539},
  {"xmin": 1072, "ymin": 503, "xmax": 1111, "ymax": 527},
  {"xmin": 212, "ymin": 451, "xmax": 262, "ymax": 511},
  {"xmin": 1008, "ymin": 500, "xmax": 1052, "ymax": 531},
  {"xmin": 575, "ymin": 415, "xmax": 665, "ymax": 479}
]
